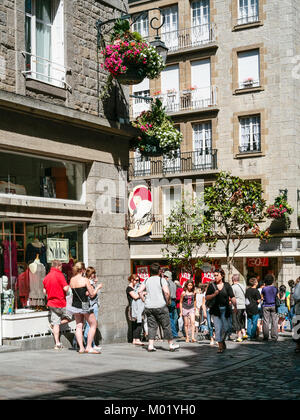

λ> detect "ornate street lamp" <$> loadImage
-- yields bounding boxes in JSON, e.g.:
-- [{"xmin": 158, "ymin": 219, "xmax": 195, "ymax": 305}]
[{"xmin": 96, "ymin": 8, "xmax": 168, "ymax": 62}]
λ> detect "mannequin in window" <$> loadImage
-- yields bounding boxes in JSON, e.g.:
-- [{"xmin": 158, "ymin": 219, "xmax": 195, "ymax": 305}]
[
  {"xmin": 1, "ymin": 275, "xmax": 14, "ymax": 314},
  {"xmin": 26, "ymin": 238, "xmax": 47, "ymax": 267},
  {"xmin": 28, "ymin": 255, "xmax": 46, "ymax": 307}
]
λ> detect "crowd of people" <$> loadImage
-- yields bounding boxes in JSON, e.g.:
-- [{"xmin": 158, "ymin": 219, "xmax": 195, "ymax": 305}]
[
  {"xmin": 43, "ymin": 260, "xmax": 102, "ymax": 354},
  {"xmin": 42, "ymin": 259, "xmax": 300, "ymax": 355},
  {"xmin": 126, "ymin": 263, "xmax": 300, "ymax": 354}
]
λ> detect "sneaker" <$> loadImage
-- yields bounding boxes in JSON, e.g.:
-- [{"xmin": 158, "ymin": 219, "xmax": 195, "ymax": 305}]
[
  {"xmin": 242, "ymin": 335, "xmax": 248, "ymax": 340},
  {"xmin": 147, "ymin": 347, "xmax": 157, "ymax": 352},
  {"xmin": 169, "ymin": 343, "xmax": 180, "ymax": 352},
  {"xmin": 234, "ymin": 338, "xmax": 243, "ymax": 343}
]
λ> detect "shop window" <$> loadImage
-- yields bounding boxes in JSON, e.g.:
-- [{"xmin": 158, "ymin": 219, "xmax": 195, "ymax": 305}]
[
  {"xmin": 0, "ymin": 150, "xmax": 85, "ymax": 201},
  {"xmin": 0, "ymin": 220, "xmax": 85, "ymax": 315}
]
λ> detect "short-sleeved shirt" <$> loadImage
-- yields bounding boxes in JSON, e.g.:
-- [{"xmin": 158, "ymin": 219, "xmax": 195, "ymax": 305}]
[
  {"xmin": 43, "ymin": 267, "xmax": 68, "ymax": 308},
  {"xmin": 126, "ymin": 286, "xmax": 134, "ymax": 306},
  {"xmin": 262, "ymin": 285, "xmax": 278, "ymax": 307},
  {"xmin": 206, "ymin": 282, "xmax": 234, "ymax": 317},
  {"xmin": 144, "ymin": 276, "xmax": 168, "ymax": 309},
  {"xmin": 245, "ymin": 287, "xmax": 261, "ymax": 316},
  {"xmin": 232, "ymin": 283, "xmax": 246, "ymax": 309}
]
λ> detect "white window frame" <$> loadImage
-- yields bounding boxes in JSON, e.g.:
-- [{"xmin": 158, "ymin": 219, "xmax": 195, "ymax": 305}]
[
  {"xmin": 132, "ymin": 12, "xmax": 149, "ymax": 38},
  {"xmin": 238, "ymin": 0, "xmax": 259, "ymax": 25},
  {"xmin": 162, "ymin": 184, "xmax": 182, "ymax": 225},
  {"xmin": 192, "ymin": 122, "xmax": 212, "ymax": 168},
  {"xmin": 24, "ymin": 0, "xmax": 66, "ymax": 88},
  {"xmin": 239, "ymin": 115, "xmax": 261, "ymax": 153},
  {"xmin": 161, "ymin": 5, "xmax": 179, "ymax": 51},
  {"xmin": 238, "ymin": 49, "xmax": 260, "ymax": 89},
  {"xmin": 0, "ymin": 149, "xmax": 86, "ymax": 204},
  {"xmin": 191, "ymin": 0, "xmax": 210, "ymax": 43}
]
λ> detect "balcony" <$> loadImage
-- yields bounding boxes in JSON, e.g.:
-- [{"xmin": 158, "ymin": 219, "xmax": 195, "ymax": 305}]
[
  {"xmin": 129, "ymin": 149, "xmax": 218, "ymax": 179},
  {"xmin": 130, "ymin": 86, "xmax": 217, "ymax": 119},
  {"xmin": 146, "ymin": 24, "xmax": 216, "ymax": 54},
  {"xmin": 21, "ymin": 51, "xmax": 71, "ymax": 90}
]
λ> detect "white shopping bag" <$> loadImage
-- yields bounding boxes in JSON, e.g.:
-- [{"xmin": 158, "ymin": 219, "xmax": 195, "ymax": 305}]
[{"xmin": 178, "ymin": 316, "xmax": 183, "ymax": 331}]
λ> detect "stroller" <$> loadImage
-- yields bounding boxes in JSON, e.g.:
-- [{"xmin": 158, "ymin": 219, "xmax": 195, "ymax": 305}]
[{"xmin": 197, "ymin": 320, "xmax": 210, "ymax": 341}]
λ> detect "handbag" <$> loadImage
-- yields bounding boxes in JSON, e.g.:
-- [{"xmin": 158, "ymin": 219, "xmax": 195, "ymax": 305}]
[
  {"xmin": 206, "ymin": 282, "xmax": 217, "ymax": 309},
  {"xmin": 73, "ymin": 288, "xmax": 90, "ymax": 311},
  {"xmin": 127, "ymin": 305, "xmax": 137, "ymax": 322}
]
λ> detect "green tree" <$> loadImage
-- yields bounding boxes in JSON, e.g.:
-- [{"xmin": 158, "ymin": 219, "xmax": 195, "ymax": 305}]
[
  {"xmin": 162, "ymin": 197, "xmax": 216, "ymax": 275},
  {"xmin": 204, "ymin": 172, "xmax": 268, "ymax": 276}
]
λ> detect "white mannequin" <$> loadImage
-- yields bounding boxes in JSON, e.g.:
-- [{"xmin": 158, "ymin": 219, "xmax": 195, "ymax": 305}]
[
  {"xmin": 29, "ymin": 256, "xmax": 41, "ymax": 274},
  {"xmin": 1, "ymin": 275, "xmax": 8, "ymax": 292}
]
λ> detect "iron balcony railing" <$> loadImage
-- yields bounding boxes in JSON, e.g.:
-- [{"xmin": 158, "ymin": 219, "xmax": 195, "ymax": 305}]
[
  {"xmin": 130, "ymin": 86, "xmax": 217, "ymax": 119},
  {"xmin": 236, "ymin": 14, "xmax": 259, "ymax": 25},
  {"xmin": 129, "ymin": 149, "xmax": 218, "ymax": 178},
  {"xmin": 146, "ymin": 23, "xmax": 216, "ymax": 53},
  {"xmin": 21, "ymin": 51, "xmax": 71, "ymax": 90}
]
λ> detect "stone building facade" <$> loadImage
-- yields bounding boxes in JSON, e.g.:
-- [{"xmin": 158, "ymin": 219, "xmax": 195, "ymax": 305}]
[
  {"xmin": 128, "ymin": 0, "xmax": 300, "ymax": 285},
  {"xmin": 0, "ymin": 0, "xmax": 134, "ymax": 346}
]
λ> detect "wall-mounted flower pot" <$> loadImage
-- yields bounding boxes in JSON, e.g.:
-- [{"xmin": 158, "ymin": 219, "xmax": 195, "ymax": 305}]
[{"xmin": 269, "ymin": 218, "xmax": 288, "ymax": 233}]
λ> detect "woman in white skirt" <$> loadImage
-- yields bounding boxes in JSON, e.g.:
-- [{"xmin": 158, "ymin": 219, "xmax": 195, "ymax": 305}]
[{"xmin": 69, "ymin": 262, "xmax": 100, "ymax": 354}]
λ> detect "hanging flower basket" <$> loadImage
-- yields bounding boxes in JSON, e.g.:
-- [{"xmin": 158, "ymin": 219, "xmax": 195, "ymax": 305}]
[
  {"xmin": 116, "ymin": 66, "xmax": 147, "ymax": 85},
  {"xmin": 266, "ymin": 191, "xmax": 293, "ymax": 230},
  {"xmin": 100, "ymin": 19, "xmax": 165, "ymax": 88},
  {"xmin": 131, "ymin": 99, "xmax": 183, "ymax": 157}
]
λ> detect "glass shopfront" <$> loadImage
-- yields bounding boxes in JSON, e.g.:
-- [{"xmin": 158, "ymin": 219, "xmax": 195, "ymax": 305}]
[
  {"xmin": 0, "ymin": 150, "xmax": 85, "ymax": 201},
  {"xmin": 0, "ymin": 220, "xmax": 86, "ymax": 317}
]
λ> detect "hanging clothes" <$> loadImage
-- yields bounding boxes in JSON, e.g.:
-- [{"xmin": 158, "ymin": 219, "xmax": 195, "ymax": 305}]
[
  {"xmin": 2, "ymin": 239, "xmax": 18, "ymax": 279},
  {"xmin": 16, "ymin": 268, "xmax": 30, "ymax": 308}
]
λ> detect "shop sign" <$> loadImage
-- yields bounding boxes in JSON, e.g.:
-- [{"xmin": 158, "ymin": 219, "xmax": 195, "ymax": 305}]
[
  {"xmin": 179, "ymin": 272, "xmax": 195, "ymax": 286},
  {"xmin": 47, "ymin": 238, "xmax": 69, "ymax": 263},
  {"xmin": 128, "ymin": 185, "xmax": 153, "ymax": 238},
  {"xmin": 136, "ymin": 265, "xmax": 150, "ymax": 282},
  {"xmin": 283, "ymin": 257, "xmax": 295, "ymax": 264},
  {"xmin": 247, "ymin": 257, "xmax": 269, "ymax": 267},
  {"xmin": 202, "ymin": 272, "xmax": 215, "ymax": 284}
]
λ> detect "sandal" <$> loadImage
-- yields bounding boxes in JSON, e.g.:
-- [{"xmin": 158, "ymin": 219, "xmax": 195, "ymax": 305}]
[
  {"xmin": 191, "ymin": 338, "xmax": 197, "ymax": 343},
  {"xmin": 85, "ymin": 349, "xmax": 101, "ymax": 354}
]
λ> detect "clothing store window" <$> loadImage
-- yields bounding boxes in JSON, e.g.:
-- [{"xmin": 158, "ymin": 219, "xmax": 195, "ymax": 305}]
[
  {"xmin": 0, "ymin": 150, "xmax": 85, "ymax": 201},
  {"xmin": 0, "ymin": 220, "xmax": 85, "ymax": 315}
]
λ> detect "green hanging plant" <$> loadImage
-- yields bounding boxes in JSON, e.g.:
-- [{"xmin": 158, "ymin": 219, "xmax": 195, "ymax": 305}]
[{"xmin": 131, "ymin": 99, "xmax": 183, "ymax": 157}]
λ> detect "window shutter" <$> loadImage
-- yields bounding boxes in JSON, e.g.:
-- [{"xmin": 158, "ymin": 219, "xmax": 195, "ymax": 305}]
[
  {"xmin": 191, "ymin": 59, "xmax": 211, "ymax": 105},
  {"xmin": 51, "ymin": 0, "xmax": 64, "ymax": 87},
  {"xmin": 238, "ymin": 49, "xmax": 260, "ymax": 87}
]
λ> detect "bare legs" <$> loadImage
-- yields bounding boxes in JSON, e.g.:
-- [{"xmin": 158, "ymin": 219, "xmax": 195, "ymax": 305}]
[
  {"xmin": 74, "ymin": 312, "xmax": 98, "ymax": 353},
  {"xmin": 184, "ymin": 312, "xmax": 196, "ymax": 342}
]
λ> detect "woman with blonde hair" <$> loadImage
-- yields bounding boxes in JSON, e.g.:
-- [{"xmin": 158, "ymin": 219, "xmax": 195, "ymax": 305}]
[{"xmin": 69, "ymin": 262, "xmax": 101, "ymax": 354}]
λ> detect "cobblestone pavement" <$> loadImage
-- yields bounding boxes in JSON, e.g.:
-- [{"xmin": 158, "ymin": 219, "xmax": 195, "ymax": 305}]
[{"xmin": 0, "ymin": 334, "xmax": 299, "ymax": 400}]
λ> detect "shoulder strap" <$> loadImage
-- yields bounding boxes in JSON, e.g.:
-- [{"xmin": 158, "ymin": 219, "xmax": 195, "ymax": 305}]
[{"xmin": 237, "ymin": 283, "xmax": 246, "ymax": 296}]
